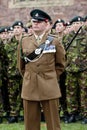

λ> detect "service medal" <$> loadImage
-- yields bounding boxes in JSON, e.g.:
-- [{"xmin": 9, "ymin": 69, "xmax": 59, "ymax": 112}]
[{"xmin": 35, "ymin": 48, "xmax": 42, "ymax": 55}]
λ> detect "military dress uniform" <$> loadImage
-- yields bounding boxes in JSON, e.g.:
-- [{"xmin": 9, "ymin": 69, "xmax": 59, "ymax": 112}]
[{"xmin": 17, "ymin": 9, "xmax": 66, "ymax": 130}]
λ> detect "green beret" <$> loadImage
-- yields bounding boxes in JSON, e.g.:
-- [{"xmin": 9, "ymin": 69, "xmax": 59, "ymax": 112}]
[
  {"xmin": 84, "ymin": 16, "xmax": 87, "ymax": 21},
  {"xmin": 52, "ymin": 19, "xmax": 65, "ymax": 29},
  {"xmin": 70, "ymin": 16, "xmax": 84, "ymax": 24},
  {"xmin": 30, "ymin": 9, "xmax": 52, "ymax": 22},
  {"xmin": 23, "ymin": 27, "xmax": 28, "ymax": 33},
  {"xmin": 0, "ymin": 27, "xmax": 8, "ymax": 33},
  {"xmin": 7, "ymin": 26, "xmax": 14, "ymax": 31},
  {"xmin": 12, "ymin": 21, "xmax": 24, "ymax": 28},
  {"xmin": 65, "ymin": 22, "xmax": 72, "ymax": 26}
]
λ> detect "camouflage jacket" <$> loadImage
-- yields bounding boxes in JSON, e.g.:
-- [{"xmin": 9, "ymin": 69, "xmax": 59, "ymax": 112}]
[
  {"xmin": 64, "ymin": 29, "xmax": 87, "ymax": 73},
  {"xmin": 0, "ymin": 39, "xmax": 9, "ymax": 86},
  {"xmin": 4, "ymin": 37, "xmax": 19, "ymax": 78}
]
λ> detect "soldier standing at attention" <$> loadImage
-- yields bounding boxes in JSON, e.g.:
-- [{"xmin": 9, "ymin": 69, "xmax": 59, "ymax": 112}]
[
  {"xmin": 5, "ymin": 22, "xmax": 24, "ymax": 123},
  {"xmin": 0, "ymin": 27, "xmax": 11, "ymax": 122},
  {"xmin": 65, "ymin": 16, "xmax": 87, "ymax": 124},
  {"xmin": 0, "ymin": 35, "xmax": 7, "ymax": 123},
  {"xmin": 52, "ymin": 19, "xmax": 66, "ymax": 42},
  {"xmin": 52, "ymin": 19, "xmax": 69, "ymax": 122},
  {"xmin": 17, "ymin": 9, "xmax": 66, "ymax": 130}
]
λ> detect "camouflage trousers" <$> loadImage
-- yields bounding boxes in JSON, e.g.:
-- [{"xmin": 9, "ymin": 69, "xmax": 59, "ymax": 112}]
[
  {"xmin": 0, "ymin": 78, "xmax": 10, "ymax": 117},
  {"xmin": 59, "ymin": 71, "xmax": 68, "ymax": 115},
  {"xmin": 0, "ymin": 89, "xmax": 3, "ymax": 117},
  {"xmin": 66, "ymin": 71, "xmax": 87, "ymax": 117},
  {"xmin": 8, "ymin": 76, "xmax": 23, "ymax": 116}
]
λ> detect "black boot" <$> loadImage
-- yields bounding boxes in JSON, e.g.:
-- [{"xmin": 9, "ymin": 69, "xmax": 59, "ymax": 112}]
[
  {"xmin": 4, "ymin": 112, "xmax": 10, "ymax": 121},
  {"xmin": 63, "ymin": 113, "xmax": 70, "ymax": 123},
  {"xmin": 69, "ymin": 114, "xmax": 76, "ymax": 123},
  {"xmin": 82, "ymin": 117, "xmax": 87, "ymax": 124},
  {"xmin": 8, "ymin": 116, "xmax": 18, "ymax": 123},
  {"xmin": 0, "ymin": 117, "xmax": 3, "ymax": 123},
  {"xmin": 41, "ymin": 111, "xmax": 45, "ymax": 122},
  {"xmin": 18, "ymin": 115, "xmax": 24, "ymax": 121}
]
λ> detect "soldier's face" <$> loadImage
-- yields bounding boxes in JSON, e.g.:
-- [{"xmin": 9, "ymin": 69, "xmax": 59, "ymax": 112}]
[
  {"xmin": 55, "ymin": 23, "xmax": 65, "ymax": 33},
  {"xmin": 13, "ymin": 26, "xmax": 23, "ymax": 36},
  {"xmin": 0, "ymin": 32, "xmax": 8, "ymax": 40},
  {"xmin": 64, "ymin": 26, "xmax": 71, "ymax": 34},
  {"xmin": 31, "ymin": 19, "xmax": 48, "ymax": 34},
  {"xmin": 72, "ymin": 21, "xmax": 83, "ymax": 31},
  {"xmin": 8, "ymin": 31, "xmax": 14, "ymax": 39}
]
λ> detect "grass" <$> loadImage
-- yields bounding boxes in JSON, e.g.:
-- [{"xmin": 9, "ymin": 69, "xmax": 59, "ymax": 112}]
[{"xmin": 0, "ymin": 121, "xmax": 87, "ymax": 130}]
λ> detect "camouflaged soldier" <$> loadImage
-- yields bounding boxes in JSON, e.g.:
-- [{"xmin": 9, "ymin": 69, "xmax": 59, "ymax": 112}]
[
  {"xmin": 5, "ymin": 23, "xmax": 23, "ymax": 123},
  {"xmin": 62, "ymin": 21, "xmax": 75, "ymax": 50},
  {"xmin": 52, "ymin": 19, "xmax": 66, "ymax": 42},
  {"xmin": 0, "ymin": 29, "xmax": 10, "ymax": 123},
  {"xmin": 63, "ymin": 22, "xmax": 73, "ymax": 35},
  {"xmin": 0, "ymin": 37, "xmax": 4, "ymax": 123},
  {"xmin": 52, "ymin": 19, "xmax": 69, "ymax": 122},
  {"xmin": 65, "ymin": 16, "xmax": 87, "ymax": 124}
]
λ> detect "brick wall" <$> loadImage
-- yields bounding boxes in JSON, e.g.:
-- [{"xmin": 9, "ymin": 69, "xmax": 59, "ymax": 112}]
[{"xmin": 0, "ymin": 0, "xmax": 87, "ymax": 26}]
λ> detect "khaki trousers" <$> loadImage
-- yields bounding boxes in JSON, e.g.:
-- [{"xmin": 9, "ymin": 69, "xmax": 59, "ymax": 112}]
[{"xmin": 23, "ymin": 99, "xmax": 61, "ymax": 130}]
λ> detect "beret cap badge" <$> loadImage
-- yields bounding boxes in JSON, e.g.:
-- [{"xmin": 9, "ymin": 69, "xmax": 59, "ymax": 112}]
[{"xmin": 35, "ymin": 13, "xmax": 39, "ymax": 17}]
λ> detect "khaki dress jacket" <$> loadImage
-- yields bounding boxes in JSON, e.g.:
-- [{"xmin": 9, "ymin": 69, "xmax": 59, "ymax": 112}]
[{"xmin": 17, "ymin": 32, "xmax": 66, "ymax": 101}]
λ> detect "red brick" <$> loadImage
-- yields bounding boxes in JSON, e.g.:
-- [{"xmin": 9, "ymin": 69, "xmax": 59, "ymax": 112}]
[{"xmin": 0, "ymin": 0, "xmax": 87, "ymax": 26}]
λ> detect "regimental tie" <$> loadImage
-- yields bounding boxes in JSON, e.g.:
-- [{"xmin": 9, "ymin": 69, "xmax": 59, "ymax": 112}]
[{"xmin": 36, "ymin": 36, "xmax": 41, "ymax": 45}]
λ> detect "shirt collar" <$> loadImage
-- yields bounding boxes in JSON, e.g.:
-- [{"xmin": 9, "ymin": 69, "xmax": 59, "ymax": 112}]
[{"xmin": 34, "ymin": 32, "xmax": 45, "ymax": 40}]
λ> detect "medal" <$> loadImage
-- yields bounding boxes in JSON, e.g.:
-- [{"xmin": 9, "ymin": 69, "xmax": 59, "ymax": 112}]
[{"xmin": 35, "ymin": 48, "xmax": 42, "ymax": 55}]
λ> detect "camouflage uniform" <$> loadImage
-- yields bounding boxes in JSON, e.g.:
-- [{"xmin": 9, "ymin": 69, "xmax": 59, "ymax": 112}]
[
  {"xmin": 0, "ymin": 39, "xmax": 10, "ymax": 123},
  {"xmin": 4, "ymin": 37, "xmax": 23, "ymax": 122},
  {"xmin": 61, "ymin": 32, "xmax": 74, "ymax": 113},
  {"xmin": 58, "ymin": 32, "xmax": 68, "ymax": 117},
  {"xmin": 65, "ymin": 28, "xmax": 87, "ymax": 121},
  {"xmin": 0, "ymin": 39, "xmax": 4, "ymax": 122}
]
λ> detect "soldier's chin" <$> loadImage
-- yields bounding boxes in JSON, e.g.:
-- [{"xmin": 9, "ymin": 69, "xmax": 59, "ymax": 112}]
[
  {"xmin": 15, "ymin": 33, "xmax": 20, "ymax": 36},
  {"xmin": 33, "ymin": 29, "xmax": 41, "ymax": 33},
  {"xmin": 33, "ymin": 27, "xmax": 39, "ymax": 30}
]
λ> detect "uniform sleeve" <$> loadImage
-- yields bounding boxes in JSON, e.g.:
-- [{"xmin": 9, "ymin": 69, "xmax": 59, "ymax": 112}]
[
  {"xmin": 17, "ymin": 44, "xmax": 25, "ymax": 77},
  {"xmin": 55, "ymin": 38, "xmax": 66, "ymax": 79}
]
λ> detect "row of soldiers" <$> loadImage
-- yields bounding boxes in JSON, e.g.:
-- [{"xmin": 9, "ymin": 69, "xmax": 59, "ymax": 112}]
[
  {"xmin": 52, "ymin": 15, "xmax": 87, "ymax": 124},
  {"xmin": 0, "ymin": 21, "xmax": 29, "ymax": 123},
  {"xmin": 0, "ymin": 15, "xmax": 87, "ymax": 124}
]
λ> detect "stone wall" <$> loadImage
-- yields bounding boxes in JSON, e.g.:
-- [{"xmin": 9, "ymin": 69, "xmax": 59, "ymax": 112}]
[{"xmin": 0, "ymin": 0, "xmax": 87, "ymax": 26}]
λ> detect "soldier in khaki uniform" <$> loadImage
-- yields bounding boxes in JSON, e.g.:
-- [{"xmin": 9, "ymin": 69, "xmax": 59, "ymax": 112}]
[{"xmin": 17, "ymin": 9, "xmax": 66, "ymax": 130}]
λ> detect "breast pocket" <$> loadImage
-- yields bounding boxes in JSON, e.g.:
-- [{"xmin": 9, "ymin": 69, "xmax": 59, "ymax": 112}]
[{"xmin": 23, "ymin": 48, "xmax": 34, "ymax": 56}]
